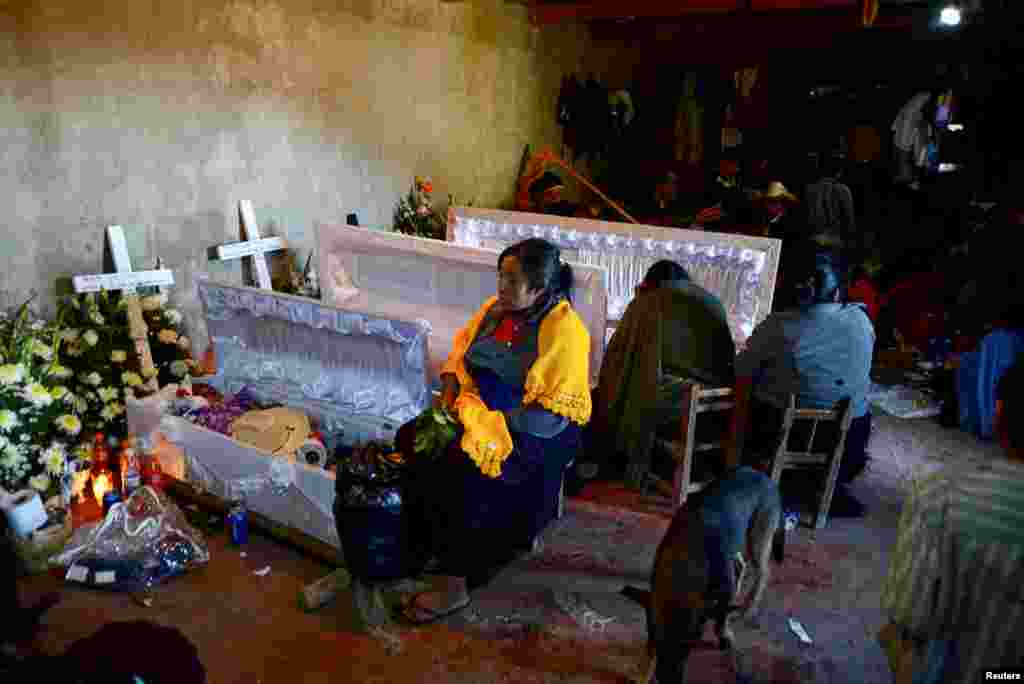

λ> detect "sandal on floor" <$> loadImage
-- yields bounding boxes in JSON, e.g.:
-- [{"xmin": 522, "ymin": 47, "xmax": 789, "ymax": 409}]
[{"xmin": 399, "ymin": 592, "xmax": 471, "ymax": 625}]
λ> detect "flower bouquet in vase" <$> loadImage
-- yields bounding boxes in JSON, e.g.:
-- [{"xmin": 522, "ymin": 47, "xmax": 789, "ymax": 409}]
[
  {"xmin": 0, "ymin": 301, "xmax": 80, "ymax": 569},
  {"xmin": 393, "ymin": 176, "xmax": 445, "ymax": 240},
  {"xmin": 55, "ymin": 291, "xmax": 202, "ymax": 445}
]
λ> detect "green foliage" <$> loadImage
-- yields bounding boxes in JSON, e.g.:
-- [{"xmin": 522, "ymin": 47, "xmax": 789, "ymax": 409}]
[
  {"xmin": 412, "ymin": 407, "xmax": 458, "ymax": 459},
  {"xmin": 0, "ymin": 298, "xmax": 82, "ymax": 495}
]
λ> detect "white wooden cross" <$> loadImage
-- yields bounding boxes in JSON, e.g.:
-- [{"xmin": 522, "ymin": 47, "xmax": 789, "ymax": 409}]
[
  {"xmin": 72, "ymin": 225, "xmax": 175, "ymax": 393},
  {"xmin": 211, "ymin": 200, "xmax": 287, "ymax": 290}
]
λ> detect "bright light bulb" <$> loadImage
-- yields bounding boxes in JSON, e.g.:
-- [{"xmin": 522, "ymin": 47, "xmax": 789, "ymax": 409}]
[{"xmin": 940, "ymin": 6, "xmax": 962, "ymax": 26}]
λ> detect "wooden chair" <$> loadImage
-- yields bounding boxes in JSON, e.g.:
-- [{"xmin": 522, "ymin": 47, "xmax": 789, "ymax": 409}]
[
  {"xmin": 665, "ymin": 383, "xmax": 736, "ymax": 508},
  {"xmin": 768, "ymin": 395, "xmax": 854, "ymax": 529}
]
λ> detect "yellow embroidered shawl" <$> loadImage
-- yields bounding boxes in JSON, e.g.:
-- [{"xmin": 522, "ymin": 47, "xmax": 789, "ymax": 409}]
[{"xmin": 441, "ymin": 296, "xmax": 591, "ymax": 477}]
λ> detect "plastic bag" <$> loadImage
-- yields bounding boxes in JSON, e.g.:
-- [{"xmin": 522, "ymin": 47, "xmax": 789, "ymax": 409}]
[
  {"xmin": 868, "ymin": 384, "xmax": 942, "ymax": 419},
  {"xmin": 53, "ymin": 486, "xmax": 209, "ymax": 592},
  {"xmin": 126, "ymin": 384, "xmax": 180, "ymax": 453}
]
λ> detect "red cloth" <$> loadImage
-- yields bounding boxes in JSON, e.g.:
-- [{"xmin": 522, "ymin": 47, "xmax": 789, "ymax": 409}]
[
  {"xmin": 884, "ymin": 272, "xmax": 947, "ymax": 349},
  {"xmin": 493, "ymin": 317, "xmax": 523, "ymax": 346},
  {"xmin": 847, "ymin": 278, "xmax": 881, "ymax": 321}
]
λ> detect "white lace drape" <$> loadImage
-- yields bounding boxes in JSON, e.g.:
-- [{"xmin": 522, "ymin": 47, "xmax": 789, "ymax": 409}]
[{"xmin": 450, "ymin": 212, "xmax": 778, "ymax": 344}]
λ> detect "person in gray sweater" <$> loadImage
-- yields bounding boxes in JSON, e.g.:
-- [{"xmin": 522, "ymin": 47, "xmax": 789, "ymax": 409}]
[{"xmin": 805, "ymin": 157, "xmax": 857, "ymax": 249}]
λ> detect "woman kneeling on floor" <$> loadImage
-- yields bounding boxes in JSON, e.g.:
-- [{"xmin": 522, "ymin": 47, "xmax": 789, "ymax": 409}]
[{"xmin": 395, "ymin": 238, "xmax": 592, "ymax": 624}]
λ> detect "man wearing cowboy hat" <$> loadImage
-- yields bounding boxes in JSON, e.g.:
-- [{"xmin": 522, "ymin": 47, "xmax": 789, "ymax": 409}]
[{"xmin": 752, "ymin": 181, "xmax": 800, "ymax": 240}]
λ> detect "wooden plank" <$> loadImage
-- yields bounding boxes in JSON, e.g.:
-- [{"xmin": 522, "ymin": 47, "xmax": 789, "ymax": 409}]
[
  {"xmin": 214, "ymin": 237, "xmax": 287, "ymax": 261},
  {"xmin": 697, "ymin": 400, "xmax": 736, "ymax": 413},
  {"xmin": 793, "ymin": 409, "xmax": 839, "ymax": 421},
  {"xmin": 72, "ymin": 269, "xmax": 175, "ymax": 293},
  {"xmin": 698, "ymin": 388, "xmax": 735, "ymax": 398},
  {"xmin": 106, "ymin": 225, "xmax": 134, "ymax": 276},
  {"xmin": 750, "ymin": 0, "xmax": 856, "ymax": 8},
  {"xmin": 73, "ymin": 225, "xmax": 176, "ymax": 294},
  {"xmin": 162, "ymin": 476, "xmax": 345, "ymax": 567},
  {"xmin": 239, "ymin": 200, "xmax": 274, "ymax": 290}
]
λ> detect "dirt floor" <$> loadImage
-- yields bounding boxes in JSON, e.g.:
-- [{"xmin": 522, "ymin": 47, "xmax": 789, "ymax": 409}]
[{"xmin": 17, "ymin": 414, "xmax": 1000, "ymax": 684}]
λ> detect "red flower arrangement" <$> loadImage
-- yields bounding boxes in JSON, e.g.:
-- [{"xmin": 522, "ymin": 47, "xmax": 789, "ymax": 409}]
[{"xmin": 394, "ymin": 176, "xmax": 444, "ymax": 240}]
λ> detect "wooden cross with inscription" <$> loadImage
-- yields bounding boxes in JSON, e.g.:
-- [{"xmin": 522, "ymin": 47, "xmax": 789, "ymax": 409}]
[
  {"xmin": 72, "ymin": 225, "xmax": 174, "ymax": 394},
  {"xmin": 210, "ymin": 200, "xmax": 288, "ymax": 290}
]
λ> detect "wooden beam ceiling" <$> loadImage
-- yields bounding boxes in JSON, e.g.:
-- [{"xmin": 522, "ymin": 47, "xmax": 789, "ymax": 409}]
[
  {"xmin": 529, "ymin": 0, "xmax": 916, "ymax": 25},
  {"xmin": 581, "ymin": 7, "xmax": 915, "ymax": 65},
  {"xmin": 531, "ymin": 0, "xmax": 740, "ymax": 24}
]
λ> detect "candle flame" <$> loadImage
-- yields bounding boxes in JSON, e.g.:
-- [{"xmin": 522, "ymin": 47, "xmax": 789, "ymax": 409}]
[{"xmin": 93, "ymin": 472, "xmax": 112, "ymax": 506}]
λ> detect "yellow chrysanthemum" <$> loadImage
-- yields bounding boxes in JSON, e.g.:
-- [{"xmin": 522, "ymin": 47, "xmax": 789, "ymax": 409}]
[
  {"xmin": 0, "ymin": 410, "xmax": 19, "ymax": 432},
  {"xmin": 56, "ymin": 414, "xmax": 82, "ymax": 436},
  {"xmin": 23, "ymin": 383, "xmax": 54, "ymax": 406},
  {"xmin": 122, "ymin": 372, "xmax": 143, "ymax": 387},
  {"xmin": 48, "ymin": 365, "xmax": 73, "ymax": 379},
  {"xmin": 29, "ymin": 473, "xmax": 50, "ymax": 493},
  {"xmin": 0, "ymin": 364, "xmax": 26, "ymax": 385},
  {"xmin": 31, "ymin": 339, "xmax": 54, "ymax": 361},
  {"xmin": 42, "ymin": 445, "xmax": 67, "ymax": 476}
]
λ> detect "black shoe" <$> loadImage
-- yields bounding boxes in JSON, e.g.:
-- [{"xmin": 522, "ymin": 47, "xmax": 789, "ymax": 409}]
[{"xmin": 829, "ymin": 485, "xmax": 866, "ymax": 518}]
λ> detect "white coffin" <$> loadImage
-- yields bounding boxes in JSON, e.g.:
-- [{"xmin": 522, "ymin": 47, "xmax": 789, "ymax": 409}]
[
  {"xmin": 127, "ymin": 276, "xmax": 433, "ymax": 550},
  {"xmin": 447, "ymin": 207, "xmax": 781, "ymax": 347},
  {"xmin": 316, "ymin": 224, "xmax": 609, "ymax": 387}
]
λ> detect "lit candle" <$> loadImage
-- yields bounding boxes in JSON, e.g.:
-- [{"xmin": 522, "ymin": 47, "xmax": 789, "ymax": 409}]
[{"xmin": 92, "ymin": 468, "xmax": 113, "ymax": 507}]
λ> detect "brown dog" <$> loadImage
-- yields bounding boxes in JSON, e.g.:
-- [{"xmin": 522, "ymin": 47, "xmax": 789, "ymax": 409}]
[{"xmin": 626, "ymin": 466, "xmax": 783, "ymax": 683}]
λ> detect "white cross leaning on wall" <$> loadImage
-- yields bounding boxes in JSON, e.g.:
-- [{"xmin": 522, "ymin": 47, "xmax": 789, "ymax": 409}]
[
  {"xmin": 72, "ymin": 225, "xmax": 176, "ymax": 393},
  {"xmin": 210, "ymin": 200, "xmax": 288, "ymax": 290}
]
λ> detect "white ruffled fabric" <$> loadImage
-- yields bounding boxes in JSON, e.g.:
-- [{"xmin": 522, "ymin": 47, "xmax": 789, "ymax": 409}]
[{"xmin": 451, "ymin": 210, "xmax": 776, "ymax": 345}]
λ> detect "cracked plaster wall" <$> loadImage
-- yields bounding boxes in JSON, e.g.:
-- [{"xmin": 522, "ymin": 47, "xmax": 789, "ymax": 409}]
[{"xmin": 0, "ymin": 0, "xmax": 593, "ymax": 348}]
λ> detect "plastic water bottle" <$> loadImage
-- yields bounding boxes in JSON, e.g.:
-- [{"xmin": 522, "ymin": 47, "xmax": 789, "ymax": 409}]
[
  {"xmin": 119, "ymin": 438, "xmax": 142, "ymax": 497},
  {"xmin": 227, "ymin": 499, "xmax": 249, "ymax": 546},
  {"xmin": 784, "ymin": 510, "xmax": 799, "ymax": 532}
]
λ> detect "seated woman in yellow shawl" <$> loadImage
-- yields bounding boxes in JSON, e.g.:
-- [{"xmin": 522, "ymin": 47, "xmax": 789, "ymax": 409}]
[{"xmin": 395, "ymin": 238, "xmax": 592, "ymax": 624}]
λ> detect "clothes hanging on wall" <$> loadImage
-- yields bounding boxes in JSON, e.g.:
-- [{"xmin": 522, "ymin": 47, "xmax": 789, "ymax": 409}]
[
  {"xmin": 736, "ymin": 66, "xmax": 759, "ymax": 100},
  {"xmin": 557, "ymin": 75, "xmax": 582, "ymax": 162},
  {"xmin": 733, "ymin": 65, "xmax": 770, "ymax": 133},
  {"xmin": 605, "ymin": 88, "xmax": 640, "ymax": 208},
  {"xmin": 849, "ymin": 124, "xmax": 882, "ymax": 164},
  {"xmin": 674, "ymin": 72, "xmax": 704, "ymax": 165},
  {"xmin": 576, "ymin": 77, "xmax": 611, "ymax": 163},
  {"xmin": 609, "ymin": 89, "xmax": 635, "ymax": 133},
  {"xmin": 721, "ymin": 121, "xmax": 742, "ymax": 151}
]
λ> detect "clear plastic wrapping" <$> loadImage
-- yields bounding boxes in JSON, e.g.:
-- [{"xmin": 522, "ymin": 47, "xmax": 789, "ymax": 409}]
[{"xmin": 53, "ymin": 486, "xmax": 209, "ymax": 591}]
